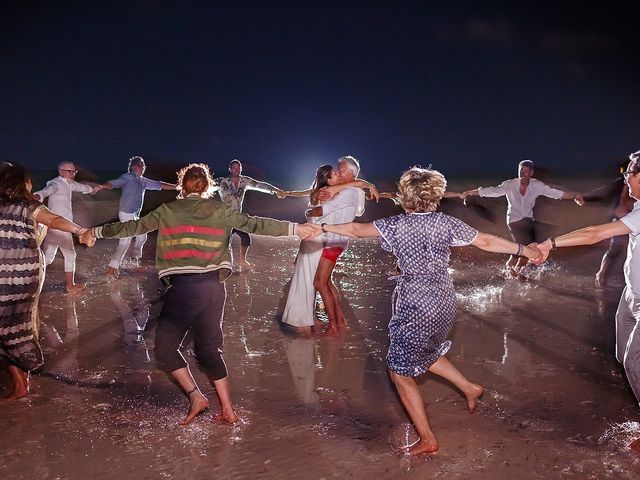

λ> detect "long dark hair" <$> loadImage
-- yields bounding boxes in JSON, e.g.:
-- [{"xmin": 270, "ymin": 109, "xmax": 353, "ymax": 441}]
[
  {"xmin": 0, "ymin": 163, "xmax": 34, "ymax": 205},
  {"xmin": 310, "ymin": 164, "xmax": 333, "ymax": 205}
]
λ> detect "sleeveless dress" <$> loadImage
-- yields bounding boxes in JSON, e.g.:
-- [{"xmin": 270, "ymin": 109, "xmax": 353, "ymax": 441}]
[
  {"xmin": 373, "ymin": 212, "xmax": 478, "ymax": 377},
  {"xmin": 0, "ymin": 200, "xmax": 46, "ymax": 371}
]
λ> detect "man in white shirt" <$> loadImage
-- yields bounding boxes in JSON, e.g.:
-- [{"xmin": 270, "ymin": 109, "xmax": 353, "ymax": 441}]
[
  {"xmin": 34, "ymin": 161, "xmax": 96, "ymax": 293},
  {"xmin": 464, "ymin": 159, "xmax": 584, "ymax": 275},
  {"xmin": 307, "ymin": 155, "xmax": 366, "ymax": 334},
  {"xmin": 535, "ymin": 149, "xmax": 640, "ymax": 407}
]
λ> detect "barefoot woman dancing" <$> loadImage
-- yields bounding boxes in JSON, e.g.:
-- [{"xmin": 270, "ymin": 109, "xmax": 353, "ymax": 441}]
[
  {"xmin": 86, "ymin": 163, "xmax": 315, "ymax": 425},
  {"xmin": 316, "ymin": 167, "xmax": 542, "ymax": 454}
]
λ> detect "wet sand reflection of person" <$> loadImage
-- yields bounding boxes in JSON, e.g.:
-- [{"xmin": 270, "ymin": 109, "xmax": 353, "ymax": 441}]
[
  {"xmin": 311, "ymin": 166, "xmax": 543, "ymax": 454},
  {"xmin": 0, "ymin": 163, "xmax": 93, "ymax": 399},
  {"xmin": 85, "ymin": 163, "xmax": 317, "ymax": 425}
]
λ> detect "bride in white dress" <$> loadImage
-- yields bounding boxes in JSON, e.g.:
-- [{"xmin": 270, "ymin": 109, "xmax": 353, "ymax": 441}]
[{"xmin": 281, "ymin": 165, "xmax": 375, "ymax": 333}]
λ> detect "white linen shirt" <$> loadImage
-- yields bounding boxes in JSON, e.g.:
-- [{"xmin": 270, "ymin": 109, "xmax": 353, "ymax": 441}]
[
  {"xmin": 478, "ymin": 177, "xmax": 564, "ymax": 224},
  {"xmin": 620, "ymin": 202, "xmax": 640, "ymax": 296},
  {"xmin": 33, "ymin": 176, "xmax": 93, "ymax": 221},
  {"xmin": 319, "ymin": 187, "xmax": 366, "ymax": 249}
]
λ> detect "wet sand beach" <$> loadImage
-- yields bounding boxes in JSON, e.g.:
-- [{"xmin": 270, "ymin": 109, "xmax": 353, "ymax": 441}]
[{"xmin": 2, "ymin": 188, "xmax": 640, "ymax": 479}]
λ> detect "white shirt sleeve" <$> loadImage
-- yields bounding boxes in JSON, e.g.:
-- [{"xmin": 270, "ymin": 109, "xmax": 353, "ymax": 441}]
[
  {"xmin": 321, "ymin": 188, "xmax": 358, "ymax": 216},
  {"xmin": 33, "ymin": 182, "xmax": 59, "ymax": 200},
  {"xmin": 621, "ymin": 208, "xmax": 640, "ymax": 235},
  {"xmin": 478, "ymin": 181, "xmax": 508, "ymax": 197},
  {"xmin": 71, "ymin": 181, "xmax": 94, "ymax": 194},
  {"xmin": 535, "ymin": 181, "xmax": 564, "ymax": 200}
]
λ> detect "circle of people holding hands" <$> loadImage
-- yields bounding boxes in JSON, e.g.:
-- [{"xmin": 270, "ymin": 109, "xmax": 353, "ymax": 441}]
[{"xmin": 1, "ymin": 148, "xmax": 639, "ymax": 456}]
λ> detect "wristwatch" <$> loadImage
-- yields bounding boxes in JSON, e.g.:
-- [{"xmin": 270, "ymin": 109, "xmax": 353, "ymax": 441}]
[{"xmin": 321, "ymin": 223, "xmax": 328, "ymax": 233}]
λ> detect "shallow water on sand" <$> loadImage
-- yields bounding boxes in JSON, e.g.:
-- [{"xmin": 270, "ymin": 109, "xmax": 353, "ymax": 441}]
[{"xmin": 2, "ymin": 234, "xmax": 640, "ymax": 479}]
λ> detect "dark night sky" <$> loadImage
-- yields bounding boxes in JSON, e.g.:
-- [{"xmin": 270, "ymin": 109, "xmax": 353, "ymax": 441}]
[{"xmin": 1, "ymin": 1, "xmax": 639, "ymax": 185}]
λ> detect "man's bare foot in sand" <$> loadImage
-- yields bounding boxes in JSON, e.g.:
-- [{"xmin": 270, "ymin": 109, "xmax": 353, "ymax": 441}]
[
  {"xmin": 213, "ymin": 408, "xmax": 239, "ymax": 424},
  {"xmin": 405, "ymin": 435, "xmax": 439, "ymax": 455},
  {"xmin": 464, "ymin": 384, "xmax": 484, "ymax": 414},
  {"xmin": 323, "ymin": 325, "xmax": 340, "ymax": 335},
  {"xmin": 66, "ymin": 283, "xmax": 86, "ymax": 294},
  {"xmin": 179, "ymin": 390, "xmax": 209, "ymax": 425},
  {"xmin": 5, "ymin": 384, "xmax": 29, "ymax": 400}
]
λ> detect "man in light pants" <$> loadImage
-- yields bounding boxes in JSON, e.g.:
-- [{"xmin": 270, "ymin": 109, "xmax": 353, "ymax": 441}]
[
  {"xmin": 95, "ymin": 156, "xmax": 176, "ymax": 278},
  {"xmin": 34, "ymin": 161, "xmax": 95, "ymax": 293}
]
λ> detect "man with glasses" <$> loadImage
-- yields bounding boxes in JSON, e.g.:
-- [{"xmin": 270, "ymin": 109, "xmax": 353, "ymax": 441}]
[
  {"xmin": 463, "ymin": 159, "xmax": 585, "ymax": 276},
  {"xmin": 94, "ymin": 156, "xmax": 176, "ymax": 279},
  {"xmin": 534, "ymin": 149, "xmax": 640, "ymax": 408},
  {"xmin": 34, "ymin": 161, "xmax": 97, "ymax": 293}
]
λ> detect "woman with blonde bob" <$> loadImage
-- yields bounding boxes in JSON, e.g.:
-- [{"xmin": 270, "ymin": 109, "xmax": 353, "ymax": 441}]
[
  {"xmin": 86, "ymin": 163, "xmax": 316, "ymax": 425},
  {"xmin": 314, "ymin": 166, "xmax": 542, "ymax": 454}
]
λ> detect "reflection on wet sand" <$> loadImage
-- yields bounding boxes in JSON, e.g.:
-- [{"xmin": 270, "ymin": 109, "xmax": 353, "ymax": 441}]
[{"xmin": 2, "ymin": 235, "xmax": 640, "ymax": 478}]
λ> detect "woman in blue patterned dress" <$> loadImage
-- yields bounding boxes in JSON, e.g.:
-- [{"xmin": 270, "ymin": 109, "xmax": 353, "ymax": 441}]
[
  {"xmin": 318, "ymin": 167, "xmax": 542, "ymax": 455},
  {"xmin": 0, "ymin": 163, "xmax": 92, "ymax": 399}
]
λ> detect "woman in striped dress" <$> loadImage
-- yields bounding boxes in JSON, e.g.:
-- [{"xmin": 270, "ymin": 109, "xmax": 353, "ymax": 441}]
[{"xmin": 0, "ymin": 163, "xmax": 91, "ymax": 399}]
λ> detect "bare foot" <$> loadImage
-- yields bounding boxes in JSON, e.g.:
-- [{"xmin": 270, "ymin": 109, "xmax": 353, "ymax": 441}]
[
  {"xmin": 237, "ymin": 261, "xmax": 253, "ymax": 271},
  {"xmin": 405, "ymin": 436, "xmax": 439, "ymax": 455},
  {"xmin": 66, "ymin": 283, "xmax": 86, "ymax": 294},
  {"xmin": 6, "ymin": 368, "xmax": 29, "ymax": 400},
  {"xmin": 179, "ymin": 392, "xmax": 209, "ymax": 425},
  {"xmin": 5, "ymin": 386, "xmax": 29, "ymax": 400},
  {"xmin": 464, "ymin": 384, "xmax": 484, "ymax": 414},
  {"xmin": 296, "ymin": 326, "xmax": 314, "ymax": 336},
  {"xmin": 213, "ymin": 408, "xmax": 239, "ymax": 424},
  {"xmin": 322, "ymin": 325, "xmax": 340, "ymax": 336}
]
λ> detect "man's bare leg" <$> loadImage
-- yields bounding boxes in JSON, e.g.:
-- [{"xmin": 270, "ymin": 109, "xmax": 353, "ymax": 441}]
[
  {"xmin": 238, "ymin": 245, "xmax": 253, "ymax": 269},
  {"xmin": 427, "ymin": 356, "xmax": 483, "ymax": 413},
  {"xmin": 6, "ymin": 365, "xmax": 29, "ymax": 400},
  {"xmin": 170, "ymin": 366, "xmax": 209, "ymax": 425},
  {"xmin": 389, "ymin": 369, "xmax": 439, "ymax": 455},
  {"xmin": 211, "ymin": 376, "xmax": 238, "ymax": 424},
  {"xmin": 506, "ymin": 255, "xmax": 518, "ymax": 277},
  {"xmin": 314, "ymin": 258, "xmax": 339, "ymax": 334},
  {"xmin": 65, "ymin": 271, "xmax": 86, "ymax": 294}
]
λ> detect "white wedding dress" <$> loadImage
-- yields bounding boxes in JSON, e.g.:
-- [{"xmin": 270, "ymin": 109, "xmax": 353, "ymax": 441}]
[{"xmin": 281, "ymin": 214, "xmax": 325, "ymax": 328}]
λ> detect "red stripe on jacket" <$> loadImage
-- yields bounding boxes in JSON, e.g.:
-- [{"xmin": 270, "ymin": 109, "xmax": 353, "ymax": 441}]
[{"xmin": 160, "ymin": 225, "xmax": 226, "ymax": 236}]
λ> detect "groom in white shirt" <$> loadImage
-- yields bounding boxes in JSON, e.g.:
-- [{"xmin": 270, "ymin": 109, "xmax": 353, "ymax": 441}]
[{"xmin": 464, "ymin": 159, "xmax": 584, "ymax": 275}]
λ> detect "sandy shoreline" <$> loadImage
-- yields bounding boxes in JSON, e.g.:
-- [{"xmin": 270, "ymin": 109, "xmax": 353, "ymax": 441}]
[{"xmin": 2, "ymin": 191, "xmax": 639, "ymax": 479}]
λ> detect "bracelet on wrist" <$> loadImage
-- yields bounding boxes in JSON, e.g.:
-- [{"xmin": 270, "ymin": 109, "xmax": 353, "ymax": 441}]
[
  {"xmin": 550, "ymin": 237, "xmax": 557, "ymax": 249},
  {"xmin": 515, "ymin": 243, "xmax": 522, "ymax": 257}
]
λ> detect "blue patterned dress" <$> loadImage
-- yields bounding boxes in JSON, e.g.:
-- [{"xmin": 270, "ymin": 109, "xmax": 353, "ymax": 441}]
[{"xmin": 373, "ymin": 212, "xmax": 478, "ymax": 377}]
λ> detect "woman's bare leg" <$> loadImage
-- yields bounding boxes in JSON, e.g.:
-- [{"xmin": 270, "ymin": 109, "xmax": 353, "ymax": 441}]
[
  {"xmin": 6, "ymin": 366, "xmax": 29, "ymax": 400},
  {"xmin": 170, "ymin": 366, "xmax": 209, "ymax": 425},
  {"xmin": 389, "ymin": 369, "xmax": 439, "ymax": 454},
  {"xmin": 314, "ymin": 258, "xmax": 339, "ymax": 334},
  {"xmin": 211, "ymin": 376, "xmax": 238, "ymax": 424},
  {"xmin": 427, "ymin": 356, "xmax": 483, "ymax": 413}
]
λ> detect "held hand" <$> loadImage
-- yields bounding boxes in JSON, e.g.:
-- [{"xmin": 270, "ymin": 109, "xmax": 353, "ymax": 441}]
[
  {"xmin": 77, "ymin": 227, "xmax": 96, "ymax": 247},
  {"xmin": 530, "ymin": 239, "xmax": 552, "ymax": 264},
  {"xmin": 297, "ymin": 223, "xmax": 322, "ymax": 240},
  {"xmin": 274, "ymin": 188, "xmax": 287, "ymax": 199},
  {"xmin": 573, "ymin": 194, "xmax": 585, "ymax": 206},
  {"xmin": 91, "ymin": 185, "xmax": 103, "ymax": 195},
  {"xmin": 367, "ymin": 184, "xmax": 380, "ymax": 202},
  {"xmin": 524, "ymin": 243, "xmax": 544, "ymax": 263}
]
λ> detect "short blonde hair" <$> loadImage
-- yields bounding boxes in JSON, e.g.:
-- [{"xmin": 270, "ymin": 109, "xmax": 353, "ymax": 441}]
[
  {"xmin": 176, "ymin": 163, "xmax": 215, "ymax": 199},
  {"xmin": 397, "ymin": 166, "xmax": 447, "ymax": 213}
]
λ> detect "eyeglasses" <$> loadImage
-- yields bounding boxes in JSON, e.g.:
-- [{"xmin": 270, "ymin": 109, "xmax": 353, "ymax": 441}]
[
  {"xmin": 60, "ymin": 169, "xmax": 78, "ymax": 174},
  {"xmin": 623, "ymin": 171, "xmax": 638, "ymax": 181}
]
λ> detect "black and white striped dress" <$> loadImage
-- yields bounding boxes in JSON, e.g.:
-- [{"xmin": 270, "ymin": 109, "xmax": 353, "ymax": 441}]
[{"xmin": 0, "ymin": 200, "xmax": 45, "ymax": 371}]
